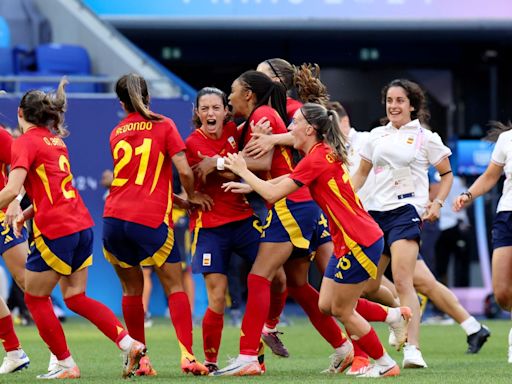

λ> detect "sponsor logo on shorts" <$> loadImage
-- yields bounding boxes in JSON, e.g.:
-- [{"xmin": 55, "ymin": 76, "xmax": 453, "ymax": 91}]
[{"xmin": 202, "ymin": 253, "xmax": 211, "ymax": 267}]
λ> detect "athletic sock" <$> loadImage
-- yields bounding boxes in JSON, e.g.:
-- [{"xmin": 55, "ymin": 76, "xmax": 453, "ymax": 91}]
[
  {"xmin": 168, "ymin": 291, "xmax": 194, "ymax": 355},
  {"xmin": 240, "ymin": 274, "xmax": 271, "ymax": 356},
  {"xmin": 122, "ymin": 295, "xmax": 145, "ymax": 344},
  {"xmin": 202, "ymin": 307, "xmax": 224, "ymax": 363},
  {"xmin": 24, "ymin": 293, "xmax": 70, "ymax": 360},
  {"xmin": 288, "ymin": 284, "xmax": 347, "ymax": 348}
]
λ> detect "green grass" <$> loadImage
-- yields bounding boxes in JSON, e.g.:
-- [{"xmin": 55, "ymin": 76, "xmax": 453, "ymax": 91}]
[{"xmin": 4, "ymin": 317, "xmax": 510, "ymax": 383}]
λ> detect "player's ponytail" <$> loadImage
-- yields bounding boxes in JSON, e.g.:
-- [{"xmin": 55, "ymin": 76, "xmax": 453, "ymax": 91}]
[
  {"xmin": 485, "ymin": 120, "xmax": 512, "ymax": 143},
  {"xmin": 115, "ymin": 73, "xmax": 162, "ymax": 121}
]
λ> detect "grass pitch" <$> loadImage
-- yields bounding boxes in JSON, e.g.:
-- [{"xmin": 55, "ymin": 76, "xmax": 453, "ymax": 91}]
[{"xmin": 5, "ymin": 317, "xmax": 510, "ymax": 383}]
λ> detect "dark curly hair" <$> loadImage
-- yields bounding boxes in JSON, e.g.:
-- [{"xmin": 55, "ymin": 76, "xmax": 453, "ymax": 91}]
[{"xmin": 380, "ymin": 79, "xmax": 430, "ymax": 126}]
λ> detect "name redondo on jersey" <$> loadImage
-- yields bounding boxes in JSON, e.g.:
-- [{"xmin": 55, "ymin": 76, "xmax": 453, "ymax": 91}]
[{"xmin": 115, "ymin": 121, "xmax": 153, "ymax": 135}]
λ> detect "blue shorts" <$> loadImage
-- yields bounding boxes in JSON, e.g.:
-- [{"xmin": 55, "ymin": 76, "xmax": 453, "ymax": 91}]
[
  {"xmin": 261, "ymin": 199, "xmax": 319, "ymax": 255},
  {"xmin": 492, "ymin": 211, "xmax": 512, "ymax": 249},
  {"xmin": 324, "ymin": 237, "xmax": 384, "ymax": 284},
  {"xmin": 26, "ymin": 228, "xmax": 93, "ymax": 275},
  {"xmin": 102, "ymin": 217, "xmax": 179, "ymax": 268},
  {"xmin": 191, "ymin": 217, "xmax": 261, "ymax": 274},
  {"xmin": 369, "ymin": 204, "xmax": 422, "ymax": 256},
  {"xmin": 0, "ymin": 221, "xmax": 28, "ymax": 255},
  {"xmin": 309, "ymin": 211, "xmax": 332, "ymax": 254}
]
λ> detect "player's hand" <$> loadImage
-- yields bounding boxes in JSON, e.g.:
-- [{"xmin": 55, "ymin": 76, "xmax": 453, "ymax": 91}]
[
  {"xmin": 244, "ymin": 132, "xmax": 274, "ymax": 159},
  {"xmin": 250, "ymin": 117, "xmax": 271, "ymax": 134},
  {"xmin": 453, "ymin": 194, "xmax": 471, "ymax": 212},
  {"xmin": 421, "ymin": 200, "xmax": 441, "ymax": 222},
  {"xmin": 222, "ymin": 182, "xmax": 253, "ymax": 194},
  {"xmin": 188, "ymin": 191, "xmax": 214, "ymax": 211},
  {"xmin": 173, "ymin": 194, "xmax": 191, "ymax": 210},
  {"xmin": 5, "ymin": 199, "xmax": 22, "ymax": 226},
  {"xmin": 13, "ymin": 213, "xmax": 25, "ymax": 238},
  {"xmin": 191, "ymin": 151, "xmax": 218, "ymax": 183},
  {"xmin": 224, "ymin": 152, "xmax": 248, "ymax": 175}
]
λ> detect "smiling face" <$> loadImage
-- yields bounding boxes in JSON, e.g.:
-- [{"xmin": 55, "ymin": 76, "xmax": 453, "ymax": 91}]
[
  {"xmin": 228, "ymin": 79, "xmax": 252, "ymax": 118},
  {"xmin": 196, "ymin": 93, "xmax": 228, "ymax": 138},
  {"xmin": 386, "ymin": 86, "xmax": 414, "ymax": 128}
]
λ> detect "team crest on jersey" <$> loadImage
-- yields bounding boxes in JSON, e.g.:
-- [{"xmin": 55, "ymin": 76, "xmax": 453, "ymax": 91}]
[
  {"xmin": 228, "ymin": 136, "xmax": 237, "ymax": 149},
  {"xmin": 202, "ymin": 253, "xmax": 211, "ymax": 267},
  {"xmin": 325, "ymin": 152, "xmax": 337, "ymax": 163},
  {"xmin": 406, "ymin": 136, "xmax": 415, "ymax": 145}
]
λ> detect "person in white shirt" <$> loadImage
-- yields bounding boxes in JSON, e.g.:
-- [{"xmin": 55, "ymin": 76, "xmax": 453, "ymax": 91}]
[
  {"xmin": 352, "ymin": 79, "xmax": 453, "ymax": 369},
  {"xmin": 454, "ymin": 121, "xmax": 512, "ymax": 363}
]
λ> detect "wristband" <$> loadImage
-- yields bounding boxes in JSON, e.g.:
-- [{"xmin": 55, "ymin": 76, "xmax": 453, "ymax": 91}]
[
  {"xmin": 434, "ymin": 198, "xmax": 444, "ymax": 207},
  {"xmin": 216, "ymin": 157, "xmax": 225, "ymax": 171},
  {"xmin": 15, "ymin": 194, "xmax": 23, "ymax": 202},
  {"xmin": 460, "ymin": 191, "xmax": 473, "ymax": 200}
]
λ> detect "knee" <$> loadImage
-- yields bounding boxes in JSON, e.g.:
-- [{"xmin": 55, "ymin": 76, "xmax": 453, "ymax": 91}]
[
  {"xmin": 393, "ymin": 277, "xmax": 414, "ymax": 294},
  {"xmin": 318, "ymin": 299, "xmax": 332, "ymax": 316},
  {"xmin": 208, "ymin": 292, "xmax": 226, "ymax": 313},
  {"xmin": 494, "ymin": 288, "xmax": 512, "ymax": 311}
]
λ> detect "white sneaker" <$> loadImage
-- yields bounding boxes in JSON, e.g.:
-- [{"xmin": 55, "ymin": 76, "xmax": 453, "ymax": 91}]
[
  {"xmin": 357, "ymin": 363, "xmax": 400, "ymax": 378},
  {"xmin": 37, "ymin": 364, "xmax": 80, "ymax": 379},
  {"xmin": 508, "ymin": 344, "xmax": 512, "ymax": 364},
  {"xmin": 0, "ymin": 350, "xmax": 30, "ymax": 374},
  {"xmin": 388, "ymin": 307, "xmax": 412, "ymax": 351},
  {"xmin": 47, "ymin": 353, "xmax": 58, "ymax": 372},
  {"xmin": 210, "ymin": 357, "xmax": 262, "ymax": 376},
  {"xmin": 321, "ymin": 342, "xmax": 354, "ymax": 374},
  {"xmin": 402, "ymin": 343, "xmax": 427, "ymax": 368}
]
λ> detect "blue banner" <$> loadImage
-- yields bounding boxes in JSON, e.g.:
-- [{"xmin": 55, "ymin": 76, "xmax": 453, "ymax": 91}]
[{"xmin": 0, "ymin": 96, "xmax": 199, "ymax": 316}]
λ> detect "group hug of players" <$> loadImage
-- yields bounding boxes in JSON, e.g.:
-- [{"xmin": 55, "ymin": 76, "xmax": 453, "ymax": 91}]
[{"xmin": 4, "ymin": 56, "xmax": 511, "ymax": 379}]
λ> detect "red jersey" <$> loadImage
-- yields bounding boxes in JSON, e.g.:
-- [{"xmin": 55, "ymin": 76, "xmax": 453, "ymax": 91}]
[
  {"xmin": 104, "ymin": 112, "xmax": 185, "ymax": 228},
  {"xmin": 186, "ymin": 122, "xmax": 253, "ymax": 228},
  {"xmin": 0, "ymin": 128, "xmax": 12, "ymax": 190},
  {"xmin": 290, "ymin": 143, "xmax": 383, "ymax": 258},
  {"xmin": 242, "ymin": 105, "xmax": 311, "ymax": 203},
  {"xmin": 286, "ymin": 97, "xmax": 302, "ymax": 123},
  {"xmin": 11, "ymin": 127, "xmax": 93, "ymax": 239}
]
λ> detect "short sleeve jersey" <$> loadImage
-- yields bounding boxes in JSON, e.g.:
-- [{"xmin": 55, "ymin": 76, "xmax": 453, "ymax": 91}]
[
  {"xmin": 186, "ymin": 122, "xmax": 253, "ymax": 228},
  {"xmin": 104, "ymin": 112, "xmax": 185, "ymax": 228},
  {"xmin": 286, "ymin": 97, "xmax": 303, "ymax": 123},
  {"xmin": 11, "ymin": 127, "xmax": 93, "ymax": 239},
  {"xmin": 359, "ymin": 119, "xmax": 451, "ymax": 216},
  {"xmin": 0, "ymin": 128, "xmax": 13, "ymax": 190},
  {"xmin": 242, "ymin": 105, "xmax": 311, "ymax": 203},
  {"xmin": 491, "ymin": 129, "xmax": 512, "ymax": 212},
  {"xmin": 290, "ymin": 143, "xmax": 383, "ymax": 258}
]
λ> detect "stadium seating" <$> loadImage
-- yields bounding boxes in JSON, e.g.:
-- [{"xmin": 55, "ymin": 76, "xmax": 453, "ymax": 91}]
[{"xmin": 18, "ymin": 43, "xmax": 97, "ymax": 92}]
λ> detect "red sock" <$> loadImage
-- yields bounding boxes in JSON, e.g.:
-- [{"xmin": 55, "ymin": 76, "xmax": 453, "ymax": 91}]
[
  {"xmin": 65, "ymin": 293, "xmax": 128, "ymax": 346},
  {"xmin": 122, "ymin": 295, "xmax": 145, "ymax": 344},
  {"xmin": 356, "ymin": 299, "xmax": 388, "ymax": 322},
  {"xmin": 202, "ymin": 308, "xmax": 224, "ymax": 363},
  {"xmin": 168, "ymin": 291, "xmax": 193, "ymax": 355},
  {"xmin": 240, "ymin": 273, "xmax": 271, "ymax": 356},
  {"xmin": 353, "ymin": 327, "xmax": 384, "ymax": 360},
  {"xmin": 288, "ymin": 284, "xmax": 347, "ymax": 348},
  {"xmin": 0, "ymin": 315, "xmax": 20, "ymax": 352},
  {"xmin": 346, "ymin": 330, "xmax": 369, "ymax": 359},
  {"xmin": 265, "ymin": 289, "xmax": 287, "ymax": 329},
  {"xmin": 24, "ymin": 293, "xmax": 70, "ymax": 360}
]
